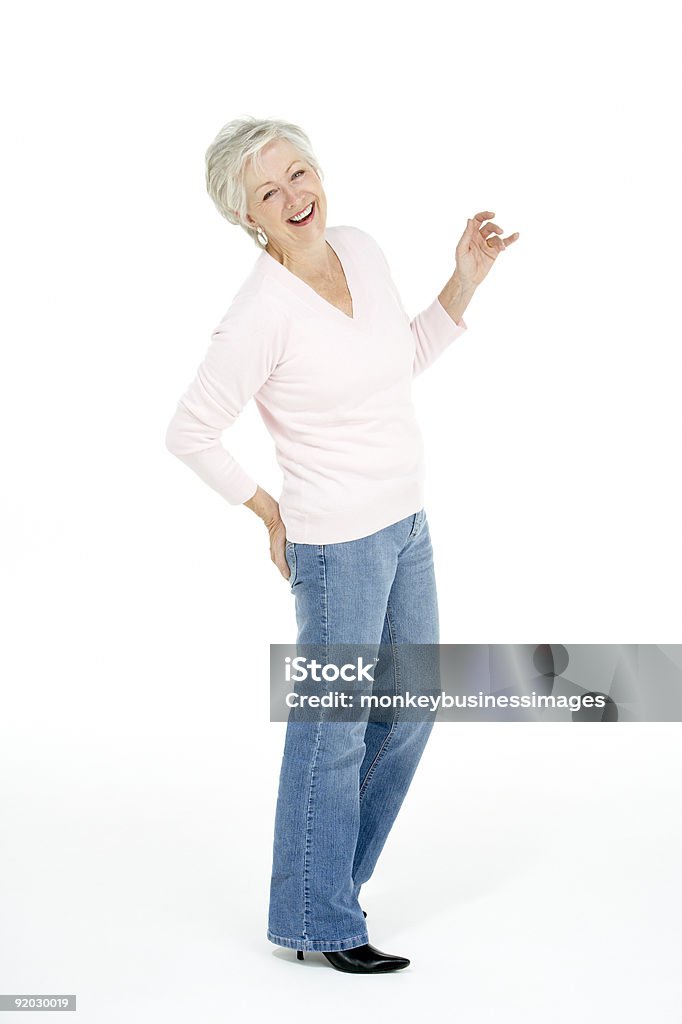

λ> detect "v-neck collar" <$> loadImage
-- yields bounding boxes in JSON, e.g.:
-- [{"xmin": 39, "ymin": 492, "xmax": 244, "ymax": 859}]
[{"xmin": 258, "ymin": 228, "xmax": 360, "ymax": 325}]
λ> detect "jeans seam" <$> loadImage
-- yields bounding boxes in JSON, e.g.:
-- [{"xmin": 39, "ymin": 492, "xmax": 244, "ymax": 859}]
[
  {"xmin": 300, "ymin": 544, "xmax": 329, "ymax": 938},
  {"xmin": 359, "ymin": 598, "xmax": 401, "ymax": 800},
  {"xmin": 301, "ymin": 720, "xmax": 323, "ymax": 939},
  {"xmin": 320, "ymin": 545, "xmax": 328, "ymax": 648}
]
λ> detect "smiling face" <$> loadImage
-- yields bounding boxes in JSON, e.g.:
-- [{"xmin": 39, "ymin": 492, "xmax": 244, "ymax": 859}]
[{"xmin": 242, "ymin": 137, "xmax": 327, "ymax": 260}]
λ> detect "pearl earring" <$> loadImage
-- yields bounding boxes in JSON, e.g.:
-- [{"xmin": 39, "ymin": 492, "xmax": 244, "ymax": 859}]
[{"xmin": 256, "ymin": 226, "xmax": 268, "ymax": 247}]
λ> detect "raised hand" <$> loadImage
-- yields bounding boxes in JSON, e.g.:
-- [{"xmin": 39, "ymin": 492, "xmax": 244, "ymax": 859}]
[{"xmin": 455, "ymin": 211, "xmax": 519, "ymax": 289}]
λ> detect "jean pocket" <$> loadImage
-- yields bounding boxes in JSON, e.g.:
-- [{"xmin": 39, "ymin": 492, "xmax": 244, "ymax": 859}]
[
  {"xmin": 410, "ymin": 508, "xmax": 426, "ymax": 538},
  {"xmin": 285, "ymin": 540, "xmax": 298, "ymax": 590}
]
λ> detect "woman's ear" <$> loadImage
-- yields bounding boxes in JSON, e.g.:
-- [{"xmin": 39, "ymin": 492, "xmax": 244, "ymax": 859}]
[{"xmin": 230, "ymin": 208, "xmax": 249, "ymax": 225}]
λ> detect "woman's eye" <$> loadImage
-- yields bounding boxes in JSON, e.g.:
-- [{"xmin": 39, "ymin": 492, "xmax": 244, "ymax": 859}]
[{"xmin": 262, "ymin": 169, "xmax": 305, "ymax": 200}]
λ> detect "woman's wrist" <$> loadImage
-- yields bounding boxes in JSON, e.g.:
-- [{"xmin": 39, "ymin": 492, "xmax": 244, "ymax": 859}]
[
  {"xmin": 438, "ymin": 270, "xmax": 477, "ymax": 325},
  {"xmin": 243, "ymin": 485, "xmax": 281, "ymax": 529}
]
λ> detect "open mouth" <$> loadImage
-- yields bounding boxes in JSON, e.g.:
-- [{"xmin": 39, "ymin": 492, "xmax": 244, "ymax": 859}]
[{"xmin": 287, "ymin": 201, "xmax": 315, "ymax": 225}]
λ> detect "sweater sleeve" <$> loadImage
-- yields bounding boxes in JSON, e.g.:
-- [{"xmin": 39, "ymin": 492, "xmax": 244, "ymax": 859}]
[
  {"xmin": 164, "ymin": 292, "xmax": 282, "ymax": 506},
  {"xmin": 409, "ymin": 294, "xmax": 468, "ymax": 378},
  {"xmin": 361, "ymin": 230, "xmax": 468, "ymax": 378}
]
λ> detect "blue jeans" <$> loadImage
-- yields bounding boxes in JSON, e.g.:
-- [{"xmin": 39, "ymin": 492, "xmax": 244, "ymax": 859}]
[{"xmin": 267, "ymin": 508, "xmax": 439, "ymax": 952}]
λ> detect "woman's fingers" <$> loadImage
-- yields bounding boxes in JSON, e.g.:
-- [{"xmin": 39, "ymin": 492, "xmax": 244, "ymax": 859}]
[
  {"xmin": 475, "ymin": 215, "xmax": 520, "ymax": 253},
  {"xmin": 266, "ymin": 519, "xmax": 289, "ymax": 579},
  {"xmin": 276, "ymin": 552, "xmax": 289, "ymax": 580},
  {"xmin": 272, "ymin": 543, "xmax": 290, "ymax": 580},
  {"xmin": 472, "ymin": 214, "xmax": 520, "ymax": 250},
  {"xmin": 485, "ymin": 235, "xmax": 505, "ymax": 254}
]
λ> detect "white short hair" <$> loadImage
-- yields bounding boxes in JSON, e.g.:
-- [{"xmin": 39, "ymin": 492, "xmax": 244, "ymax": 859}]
[{"xmin": 205, "ymin": 116, "xmax": 324, "ymax": 248}]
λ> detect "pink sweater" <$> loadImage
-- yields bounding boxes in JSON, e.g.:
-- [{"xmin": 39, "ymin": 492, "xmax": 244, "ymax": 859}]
[{"xmin": 165, "ymin": 225, "xmax": 468, "ymax": 544}]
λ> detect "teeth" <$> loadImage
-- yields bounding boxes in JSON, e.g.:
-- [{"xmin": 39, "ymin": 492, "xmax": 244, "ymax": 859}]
[{"xmin": 289, "ymin": 202, "xmax": 313, "ymax": 222}]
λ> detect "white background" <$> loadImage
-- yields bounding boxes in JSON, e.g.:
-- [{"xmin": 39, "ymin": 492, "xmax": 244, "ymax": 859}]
[{"xmin": 1, "ymin": 0, "xmax": 681, "ymax": 1020}]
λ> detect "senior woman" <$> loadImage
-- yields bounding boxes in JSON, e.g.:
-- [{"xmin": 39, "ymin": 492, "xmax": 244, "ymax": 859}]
[{"xmin": 165, "ymin": 116, "xmax": 518, "ymax": 974}]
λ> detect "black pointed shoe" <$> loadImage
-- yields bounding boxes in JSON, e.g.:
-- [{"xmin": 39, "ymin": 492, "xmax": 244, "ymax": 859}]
[{"xmin": 297, "ymin": 943, "xmax": 410, "ymax": 974}]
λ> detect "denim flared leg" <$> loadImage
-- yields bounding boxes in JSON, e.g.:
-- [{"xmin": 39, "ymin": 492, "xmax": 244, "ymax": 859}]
[
  {"xmin": 267, "ymin": 509, "xmax": 439, "ymax": 952},
  {"xmin": 352, "ymin": 515, "xmax": 439, "ymax": 899}
]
